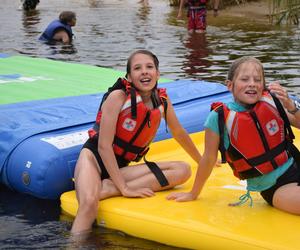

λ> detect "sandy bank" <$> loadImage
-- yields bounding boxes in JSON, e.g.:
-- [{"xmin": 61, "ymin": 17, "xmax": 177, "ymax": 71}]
[
  {"xmin": 219, "ymin": 0, "xmax": 270, "ymax": 22},
  {"xmin": 205, "ymin": 0, "xmax": 272, "ymax": 28}
]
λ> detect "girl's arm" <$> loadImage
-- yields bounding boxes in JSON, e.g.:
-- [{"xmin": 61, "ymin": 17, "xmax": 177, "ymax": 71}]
[
  {"xmin": 99, "ymin": 90, "xmax": 154, "ymax": 198},
  {"xmin": 165, "ymin": 97, "xmax": 202, "ymax": 163},
  {"xmin": 167, "ymin": 128, "xmax": 220, "ymax": 202},
  {"xmin": 268, "ymin": 82, "xmax": 300, "ymax": 128},
  {"xmin": 286, "ymin": 101, "xmax": 300, "ymax": 129}
]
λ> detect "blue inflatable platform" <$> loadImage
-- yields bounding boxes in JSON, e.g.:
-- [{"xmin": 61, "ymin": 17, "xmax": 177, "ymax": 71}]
[{"xmin": 0, "ymin": 80, "xmax": 232, "ymax": 199}]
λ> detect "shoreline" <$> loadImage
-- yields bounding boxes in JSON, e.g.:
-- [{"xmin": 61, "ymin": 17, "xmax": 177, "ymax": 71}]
[
  {"xmin": 208, "ymin": 0, "xmax": 271, "ymax": 24},
  {"xmin": 219, "ymin": 0, "xmax": 270, "ymax": 22}
]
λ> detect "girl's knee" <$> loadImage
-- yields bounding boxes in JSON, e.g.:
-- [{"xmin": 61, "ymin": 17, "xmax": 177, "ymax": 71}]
[
  {"xmin": 181, "ymin": 162, "xmax": 191, "ymax": 181},
  {"xmin": 171, "ymin": 161, "xmax": 191, "ymax": 182},
  {"xmin": 272, "ymin": 184, "xmax": 300, "ymax": 215},
  {"xmin": 79, "ymin": 194, "xmax": 99, "ymax": 214}
]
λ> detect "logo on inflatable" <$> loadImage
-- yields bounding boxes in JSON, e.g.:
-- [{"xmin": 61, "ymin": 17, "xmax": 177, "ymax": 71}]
[{"xmin": 0, "ymin": 74, "xmax": 52, "ymax": 84}]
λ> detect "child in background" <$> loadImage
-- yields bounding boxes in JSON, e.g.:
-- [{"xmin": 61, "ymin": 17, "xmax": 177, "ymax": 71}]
[
  {"xmin": 39, "ymin": 11, "xmax": 76, "ymax": 44},
  {"xmin": 177, "ymin": 0, "xmax": 220, "ymax": 33}
]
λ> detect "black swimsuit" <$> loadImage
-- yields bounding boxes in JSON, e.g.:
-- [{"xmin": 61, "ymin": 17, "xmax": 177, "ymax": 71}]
[{"xmin": 82, "ymin": 137, "xmax": 130, "ymax": 180}]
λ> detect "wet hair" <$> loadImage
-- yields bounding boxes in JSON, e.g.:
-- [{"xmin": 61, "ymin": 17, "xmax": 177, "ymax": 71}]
[
  {"xmin": 227, "ymin": 56, "xmax": 266, "ymax": 86},
  {"xmin": 126, "ymin": 50, "xmax": 159, "ymax": 77},
  {"xmin": 59, "ymin": 11, "xmax": 76, "ymax": 24},
  {"xmin": 22, "ymin": 0, "xmax": 40, "ymax": 11}
]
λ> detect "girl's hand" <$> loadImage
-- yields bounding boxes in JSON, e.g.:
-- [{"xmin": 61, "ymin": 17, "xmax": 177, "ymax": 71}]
[
  {"xmin": 215, "ymin": 159, "xmax": 222, "ymax": 167},
  {"xmin": 166, "ymin": 192, "xmax": 197, "ymax": 202},
  {"xmin": 267, "ymin": 82, "xmax": 294, "ymax": 110},
  {"xmin": 121, "ymin": 186, "xmax": 155, "ymax": 198}
]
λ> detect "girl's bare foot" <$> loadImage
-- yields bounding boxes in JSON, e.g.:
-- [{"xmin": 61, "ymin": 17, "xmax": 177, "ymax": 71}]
[{"xmin": 99, "ymin": 179, "xmax": 120, "ymax": 200}]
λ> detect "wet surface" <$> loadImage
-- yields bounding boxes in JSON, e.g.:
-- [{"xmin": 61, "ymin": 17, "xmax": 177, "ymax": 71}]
[
  {"xmin": 0, "ymin": 184, "xmax": 180, "ymax": 249},
  {"xmin": 1, "ymin": 0, "xmax": 300, "ymax": 92}
]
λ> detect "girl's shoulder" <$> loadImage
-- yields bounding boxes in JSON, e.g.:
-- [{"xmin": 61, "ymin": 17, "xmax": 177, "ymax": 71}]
[
  {"xmin": 110, "ymin": 88, "xmax": 127, "ymax": 97},
  {"xmin": 103, "ymin": 89, "xmax": 127, "ymax": 108}
]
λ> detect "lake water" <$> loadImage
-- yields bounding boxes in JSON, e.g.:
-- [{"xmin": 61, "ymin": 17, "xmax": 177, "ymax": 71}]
[{"xmin": 1, "ymin": 0, "xmax": 300, "ymax": 249}]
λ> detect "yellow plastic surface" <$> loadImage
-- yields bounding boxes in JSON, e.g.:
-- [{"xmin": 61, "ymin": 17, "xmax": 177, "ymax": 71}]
[{"xmin": 61, "ymin": 130, "xmax": 300, "ymax": 250}]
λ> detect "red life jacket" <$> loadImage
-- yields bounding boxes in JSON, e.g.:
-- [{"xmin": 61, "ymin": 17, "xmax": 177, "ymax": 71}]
[
  {"xmin": 88, "ymin": 79, "xmax": 167, "ymax": 162},
  {"xmin": 212, "ymin": 91, "xmax": 294, "ymax": 180}
]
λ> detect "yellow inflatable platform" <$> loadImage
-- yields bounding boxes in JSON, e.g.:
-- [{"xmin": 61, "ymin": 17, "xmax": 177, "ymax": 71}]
[{"xmin": 61, "ymin": 131, "xmax": 300, "ymax": 250}]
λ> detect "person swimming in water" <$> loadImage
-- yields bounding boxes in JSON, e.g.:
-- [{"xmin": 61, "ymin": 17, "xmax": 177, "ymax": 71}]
[{"xmin": 39, "ymin": 11, "xmax": 76, "ymax": 44}]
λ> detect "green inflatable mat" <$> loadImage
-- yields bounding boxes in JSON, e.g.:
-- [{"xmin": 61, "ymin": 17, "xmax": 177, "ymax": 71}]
[{"xmin": 0, "ymin": 55, "xmax": 170, "ymax": 105}]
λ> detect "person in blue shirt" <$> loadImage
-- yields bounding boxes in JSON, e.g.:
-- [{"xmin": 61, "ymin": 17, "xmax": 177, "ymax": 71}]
[
  {"xmin": 167, "ymin": 56, "xmax": 300, "ymax": 215},
  {"xmin": 39, "ymin": 11, "xmax": 76, "ymax": 44}
]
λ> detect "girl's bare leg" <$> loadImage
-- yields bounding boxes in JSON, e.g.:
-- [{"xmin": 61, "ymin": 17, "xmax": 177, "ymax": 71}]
[
  {"xmin": 273, "ymin": 183, "xmax": 300, "ymax": 215},
  {"xmin": 99, "ymin": 161, "xmax": 191, "ymax": 200},
  {"xmin": 71, "ymin": 149, "xmax": 102, "ymax": 234}
]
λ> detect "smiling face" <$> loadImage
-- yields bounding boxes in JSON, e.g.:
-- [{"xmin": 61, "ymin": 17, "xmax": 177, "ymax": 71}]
[
  {"xmin": 127, "ymin": 52, "xmax": 160, "ymax": 94},
  {"xmin": 226, "ymin": 60, "xmax": 265, "ymax": 107}
]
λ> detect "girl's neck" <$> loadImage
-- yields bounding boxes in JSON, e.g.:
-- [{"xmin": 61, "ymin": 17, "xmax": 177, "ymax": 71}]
[
  {"xmin": 140, "ymin": 91, "xmax": 154, "ymax": 109},
  {"xmin": 140, "ymin": 92, "xmax": 152, "ymax": 102},
  {"xmin": 236, "ymin": 100, "xmax": 256, "ymax": 110}
]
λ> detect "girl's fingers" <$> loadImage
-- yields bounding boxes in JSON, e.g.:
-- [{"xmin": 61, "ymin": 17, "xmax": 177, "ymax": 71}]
[{"xmin": 166, "ymin": 192, "xmax": 178, "ymax": 200}]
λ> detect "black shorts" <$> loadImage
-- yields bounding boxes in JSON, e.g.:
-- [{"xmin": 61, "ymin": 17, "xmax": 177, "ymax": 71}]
[
  {"xmin": 260, "ymin": 162, "xmax": 300, "ymax": 206},
  {"xmin": 82, "ymin": 137, "xmax": 130, "ymax": 180}
]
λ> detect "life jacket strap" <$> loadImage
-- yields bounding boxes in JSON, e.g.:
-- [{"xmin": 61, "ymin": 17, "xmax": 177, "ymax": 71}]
[
  {"xmin": 162, "ymin": 97, "xmax": 168, "ymax": 133},
  {"xmin": 271, "ymin": 92, "xmax": 295, "ymax": 140},
  {"xmin": 151, "ymin": 89, "xmax": 168, "ymax": 133},
  {"xmin": 211, "ymin": 103, "xmax": 226, "ymax": 163},
  {"xmin": 227, "ymin": 141, "xmax": 287, "ymax": 179},
  {"xmin": 114, "ymin": 137, "xmax": 146, "ymax": 155},
  {"xmin": 130, "ymin": 87, "xmax": 137, "ymax": 119},
  {"xmin": 100, "ymin": 78, "xmax": 126, "ymax": 110},
  {"xmin": 143, "ymin": 156, "xmax": 169, "ymax": 187},
  {"xmin": 237, "ymin": 167, "xmax": 263, "ymax": 180},
  {"xmin": 248, "ymin": 141, "xmax": 287, "ymax": 166},
  {"xmin": 228, "ymin": 140, "xmax": 287, "ymax": 166},
  {"xmin": 271, "ymin": 93, "xmax": 300, "ymax": 184},
  {"xmin": 287, "ymin": 142, "xmax": 300, "ymax": 161}
]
